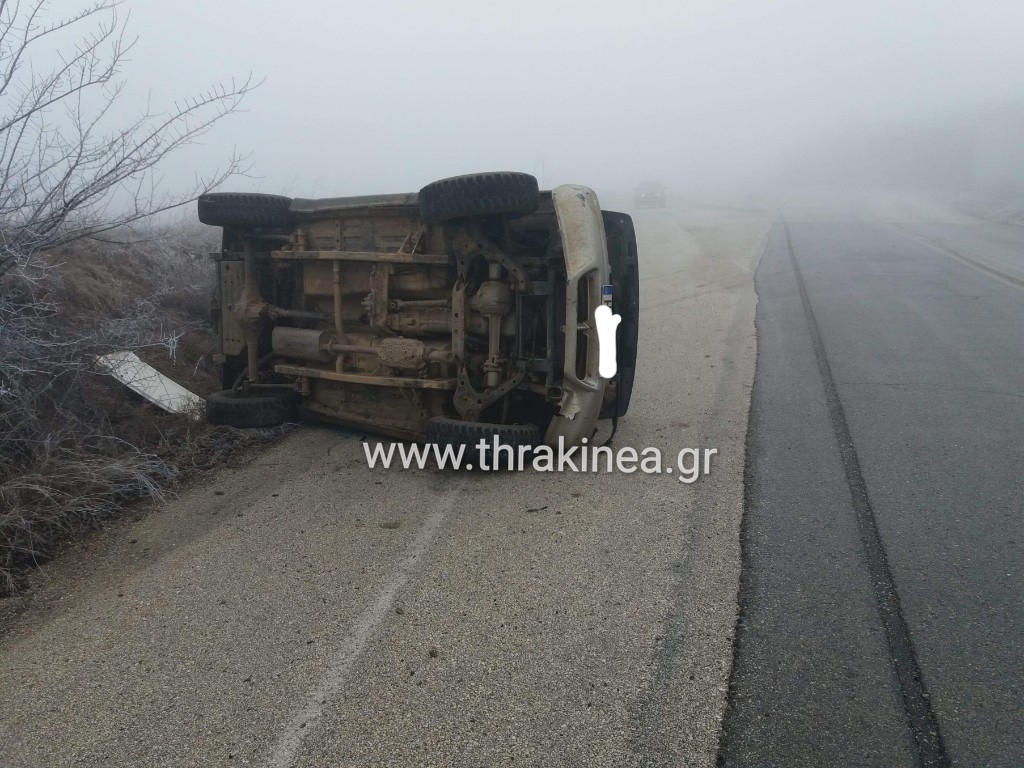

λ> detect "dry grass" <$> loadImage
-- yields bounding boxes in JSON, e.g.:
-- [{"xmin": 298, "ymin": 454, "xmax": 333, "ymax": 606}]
[{"xmin": 0, "ymin": 223, "xmax": 285, "ymax": 595}]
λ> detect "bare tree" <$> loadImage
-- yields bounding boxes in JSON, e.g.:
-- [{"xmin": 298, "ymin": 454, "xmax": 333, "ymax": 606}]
[
  {"xmin": 0, "ymin": 1, "xmax": 266, "ymax": 593},
  {"xmin": 0, "ymin": 0, "xmax": 256, "ymax": 277}
]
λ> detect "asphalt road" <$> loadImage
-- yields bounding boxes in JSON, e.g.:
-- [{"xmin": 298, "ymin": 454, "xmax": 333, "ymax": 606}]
[
  {"xmin": 0, "ymin": 205, "xmax": 769, "ymax": 767},
  {"xmin": 720, "ymin": 214, "xmax": 1024, "ymax": 766}
]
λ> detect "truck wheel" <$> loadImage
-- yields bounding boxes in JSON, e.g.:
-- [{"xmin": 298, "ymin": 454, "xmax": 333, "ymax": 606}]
[
  {"xmin": 206, "ymin": 389, "xmax": 294, "ymax": 428},
  {"xmin": 425, "ymin": 417, "xmax": 540, "ymax": 450},
  {"xmin": 418, "ymin": 172, "xmax": 540, "ymax": 224},
  {"xmin": 197, "ymin": 193, "xmax": 293, "ymax": 228},
  {"xmin": 600, "ymin": 211, "xmax": 640, "ymax": 419}
]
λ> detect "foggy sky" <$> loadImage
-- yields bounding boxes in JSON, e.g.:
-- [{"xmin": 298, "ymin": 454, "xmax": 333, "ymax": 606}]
[{"xmin": 88, "ymin": 1, "xmax": 1024, "ymax": 200}]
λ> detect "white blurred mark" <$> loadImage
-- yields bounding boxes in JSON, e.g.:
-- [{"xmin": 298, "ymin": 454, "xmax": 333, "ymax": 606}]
[{"xmin": 595, "ymin": 303, "xmax": 621, "ymax": 379}]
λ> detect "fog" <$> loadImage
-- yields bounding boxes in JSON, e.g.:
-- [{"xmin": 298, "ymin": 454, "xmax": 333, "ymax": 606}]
[{"xmin": 109, "ymin": 1, "xmax": 1024, "ymax": 204}]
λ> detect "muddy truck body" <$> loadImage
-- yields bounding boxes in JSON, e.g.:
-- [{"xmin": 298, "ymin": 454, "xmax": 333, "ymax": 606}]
[{"xmin": 198, "ymin": 172, "xmax": 639, "ymax": 448}]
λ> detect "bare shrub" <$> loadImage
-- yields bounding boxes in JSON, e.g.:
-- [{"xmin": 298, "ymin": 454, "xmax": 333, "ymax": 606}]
[
  {"xmin": 0, "ymin": 2, "xmax": 272, "ymax": 592},
  {"xmin": 0, "ymin": 227, "xmax": 286, "ymax": 594}
]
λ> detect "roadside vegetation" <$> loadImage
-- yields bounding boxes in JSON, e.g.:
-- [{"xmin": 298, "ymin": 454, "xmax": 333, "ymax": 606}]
[{"xmin": 0, "ymin": 2, "xmax": 274, "ymax": 594}]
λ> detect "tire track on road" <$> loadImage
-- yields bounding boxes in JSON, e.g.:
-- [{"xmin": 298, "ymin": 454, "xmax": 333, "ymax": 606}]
[{"xmin": 782, "ymin": 219, "xmax": 950, "ymax": 767}]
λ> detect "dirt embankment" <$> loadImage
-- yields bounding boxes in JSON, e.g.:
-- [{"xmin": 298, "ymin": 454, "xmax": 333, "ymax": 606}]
[{"xmin": 0, "ymin": 226, "xmax": 282, "ymax": 595}]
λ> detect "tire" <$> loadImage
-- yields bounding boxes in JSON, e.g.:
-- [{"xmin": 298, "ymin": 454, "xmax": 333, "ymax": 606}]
[
  {"xmin": 197, "ymin": 192, "xmax": 293, "ymax": 228},
  {"xmin": 206, "ymin": 389, "xmax": 294, "ymax": 428},
  {"xmin": 418, "ymin": 172, "xmax": 540, "ymax": 224},
  {"xmin": 600, "ymin": 211, "xmax": 640, "ymax": 419},
  {"xmin": 425, "ymin": 417, "xmax": 540, "ymax": 449}
]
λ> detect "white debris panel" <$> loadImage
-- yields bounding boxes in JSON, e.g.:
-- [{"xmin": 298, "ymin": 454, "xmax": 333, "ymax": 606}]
[{"xmin": 95, "ymin": 351, "xmax": 205, "ymax": 416}]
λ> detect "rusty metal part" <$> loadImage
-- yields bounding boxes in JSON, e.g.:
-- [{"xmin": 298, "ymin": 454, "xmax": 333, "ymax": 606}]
[
  {"xmin": 390, "ymin": 268, "xmax": 450, "ymax": 297},
  {"xmin": 332, "ymin": 260, "xmax": 345, "ymax": 371},
  {"xmin": 486, "ymin": 317, "xmax": 503, "ymax": 386},
  {"xmin": 451, "ymin": 278, "xmax": 467, "ymax": 361},
  {"xmin": 376, "ymin": 338, "xmax": 427, "ymax": 370},
  {"xmin": 479, "ymin": 262, "xmax": 511, "ymax": 387},
  {"xmin": 233, "ymin": 240, "xmax": 271, "ymax": 383},
  {"xmin": 266, "ymin": 307, "xmax": 330, "ymax": 321},
  {"xmin": 453, "ymin": 360, "xmax": 527, "ymax": 421},
  {"xmin": 302, "ymin": 260, "xmax": 372, "ymax": 296},
  {"xmin": 273, "ymin": 327, "xmax": 449, "ymax": 370},
  {"xmin": 385, "ymin": 306, "xmax": 502, "ymax": 337},
  {"xmin": 272, "ymin": 249, "xmax": 450, "ymax": 265},
  {"xmin": 449, "ymin": 222, "xmax": 529, "ymax": 289},
  {"xmin": 468, "ymin": 279, "xmax": 513, "ymax": 317},
  {"xmin": 218, "ymin": 260, "xmax": 245, "ymax": 355},
  {"xmin": 386, "ymin": 306, "xmax": 451, "ymax": 336},
  {"xmin": 389, "ymin": 298, "xmax": 449, "ymax": 311},
  {"xmin": 397, "ymin": 230, "xmax": 423, "ymax": 254},
  {"xmin": 272, "ymin": 327, "xmax": 332, "ymax": 363},
  {"xmin": 368, "ymin": 264, "xmax": 391, "ymax": 330},
  {"xmin": 275, "ymin": 363, "xmax": 456, "ymax": 390},
  {"xmin": 483, "ymin": 356, "xmax": 501, "ymax": 389},
  {"xmin": 288, "ymin": 192, "xmax": 418, "ymax": 214},
  {"xmin": 448, "ymin": 222, "xmax": 523, "ymax": 390}
]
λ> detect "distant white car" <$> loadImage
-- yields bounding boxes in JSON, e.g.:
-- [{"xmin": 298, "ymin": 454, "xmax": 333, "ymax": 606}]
[{"xmin": 635, "ymin": 181, "xmax": 667, "ymax": 209}]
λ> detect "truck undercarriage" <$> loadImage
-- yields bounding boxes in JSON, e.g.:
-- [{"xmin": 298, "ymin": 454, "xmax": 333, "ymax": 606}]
[{"xmin": 199, "ymin": 172, "xmax": 639, "ymax": 447}]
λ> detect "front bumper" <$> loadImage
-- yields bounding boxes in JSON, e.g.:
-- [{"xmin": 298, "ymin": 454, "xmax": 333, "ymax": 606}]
[{"xmin": 544, "ymin": 185, "xmax": 610, "ymax": 446}]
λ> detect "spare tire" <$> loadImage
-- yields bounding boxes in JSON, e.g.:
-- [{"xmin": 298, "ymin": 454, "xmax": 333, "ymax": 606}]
[
  {"xmin": 418, "ymin": 172, "xmax": 540, "ymax": 224},
  {"xmin": 206, "ymin": 389, "xmax": 294, "ymax": 428},
  {"xmin": 425, "ymin": 417, "xmax": 540, "ymax": 450},
  {"xmin": 197, "ymin": 192, "xmax": 293, "ymax": 228}
]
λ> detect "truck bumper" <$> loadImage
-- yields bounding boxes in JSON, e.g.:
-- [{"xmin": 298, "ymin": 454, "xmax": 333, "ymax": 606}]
[{"xmin": 544, "ymin": 185, "xmax": 610, "ymax": 446}]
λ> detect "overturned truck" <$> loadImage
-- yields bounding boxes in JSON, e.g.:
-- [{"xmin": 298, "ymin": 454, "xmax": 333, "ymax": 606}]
[{"xmin": 198, "ymin": 172, "xmax": 639, "ymax": 447}]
